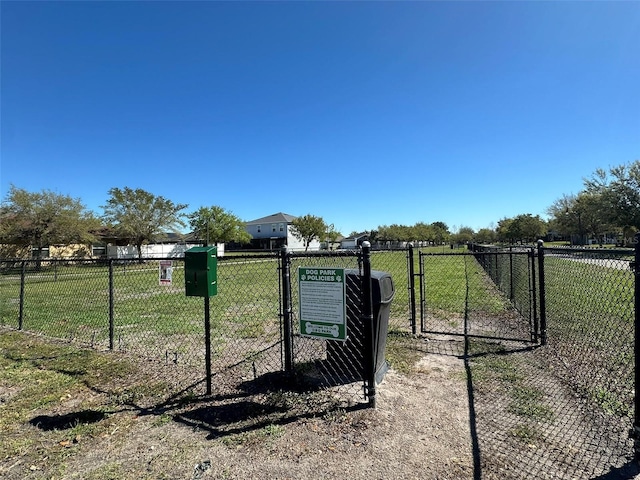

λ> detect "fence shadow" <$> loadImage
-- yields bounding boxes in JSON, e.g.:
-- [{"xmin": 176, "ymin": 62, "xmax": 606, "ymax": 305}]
[{"xmin": 171, "ymin": 371, "xmax": 365, "ymax": 442}]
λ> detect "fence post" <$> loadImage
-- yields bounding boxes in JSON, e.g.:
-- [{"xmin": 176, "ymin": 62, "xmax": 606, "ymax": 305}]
[
  {"xmin": 536, "ymin": 240, "xmax": 547, "ymax": 346},
  {"xmin": 407, "ymin": 244, "xmax": 417, "ymax": 335},
  {"xmin": 530, "ymin": 247, "xmax": 539, "ymax": 344},
  {"xmin": 18, "ymin": 261, "xmax": 26, "ymax": 330},
  {"xmin": 509, "ymin": 246, "xmax": 514, "ymax": 301},
  {"xmin": 108, "ymin": 260, "xmax": 114, "ymax": 350},
  {"xmin": 204, "ymin": 295, "xmax": 212, "ymax": 395},
  {"xmin": 632, "ymin": 232, "xmax": 640, "ymax": 460},
  {"xmin": 419, "ymin": 251, "xmax": 426, "ymax": 333},
  {"xmin": 280, "ymin": 247, "xmax": 293, "ymax": 373},
  {"xmin": 361, "ymin": 241, "xmax": 376, "ymax": 407}
]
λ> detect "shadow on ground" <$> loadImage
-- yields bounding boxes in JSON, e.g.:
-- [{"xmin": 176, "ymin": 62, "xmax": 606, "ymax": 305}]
[{"xmin": 419, "ymin": 335, "xmax": 640, "ymax": 480}]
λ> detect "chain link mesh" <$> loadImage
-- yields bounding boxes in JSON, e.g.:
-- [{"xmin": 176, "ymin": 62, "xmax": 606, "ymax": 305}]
[{"xmin": 1, "ymin": 245, "xmax": 638, "ymax": 471}]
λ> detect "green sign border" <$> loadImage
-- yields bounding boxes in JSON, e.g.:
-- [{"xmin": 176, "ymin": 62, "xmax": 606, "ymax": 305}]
[{"xmin": 298, "ymin": 267, "xmax": 347, "ymax": 341}]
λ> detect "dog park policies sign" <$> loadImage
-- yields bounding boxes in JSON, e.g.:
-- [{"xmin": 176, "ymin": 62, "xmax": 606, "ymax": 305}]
[{"xmin": 298, "ymin": 267, "xmax": 347, "ymax": 341}]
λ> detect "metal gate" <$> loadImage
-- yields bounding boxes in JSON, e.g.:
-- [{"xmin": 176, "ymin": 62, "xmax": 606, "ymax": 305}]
[{"xmin": 417, "ymin": 249, "xmax": 539, "ymax": 343}]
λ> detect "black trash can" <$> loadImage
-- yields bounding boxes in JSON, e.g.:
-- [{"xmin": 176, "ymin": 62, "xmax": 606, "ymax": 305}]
[{"xmin": 326, "ymin": 269, "xmax": 395, "ymax": 384}]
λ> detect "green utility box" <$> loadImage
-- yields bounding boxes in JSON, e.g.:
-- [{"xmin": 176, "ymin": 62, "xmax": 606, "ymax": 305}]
[{"xmin": 184, "ymin": 246, "xmax": 218, "ymax": 297}]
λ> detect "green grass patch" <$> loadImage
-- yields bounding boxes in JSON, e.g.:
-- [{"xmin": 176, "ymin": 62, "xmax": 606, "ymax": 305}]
[
  {"xmin": 0, "ymin": 331, "xmax": 135, "ymax": 471},
  {"xmin": 511, "ymin": 423, "xmax": 541, "ymax": 442},
  {"xmin": 470, "ymin": 341, "xmax": 554, "ymax": 424},
  {"xmin": 385, "ymin": 332, "xmax": 424, "ymax": 375},
  {"xmin": 221, "ymin": 423, "xmax": 286, "ymax": 448}
]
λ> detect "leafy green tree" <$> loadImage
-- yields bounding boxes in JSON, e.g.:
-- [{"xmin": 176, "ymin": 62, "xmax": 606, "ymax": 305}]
[
  {"xmin": 0, "ymin": 185, "xmax": 98, "ymax": 262},
  {"xmin": 412, "ymin": 222, "xmax": 432, "ymax": 243},
  {"xmin": 188, "ymin": 206, "xmax": 252, "ymax": 246},
  {"xmin": 324, "ymin": 225, "xmax": 342, "ymax": 250},
  {"xmin": 452, "ymin": 226, "xmax": 475, "ymax": 245},
  {"xmin": 547, "ymin": 192, "xmax": 611, "ymax": 245},
  {"xmin": 383, "ymin": 224, "xmax": 412, "ymax": 242},
  {"xmin": 498, "ymin": 214, "xmax": 546, "ymax": 244},
  {"xmin": 497, "ymin": 217, "xmax": 515, "ymax": 243},
  {"xmin": 290, "ymin": 214, "xmax": 328, "ymax": 251},
  {"xmin": 102, "ymin": 187, "xmax": 187, "ymax": 261},
  {"xmin": 430, "ymin": 221, "xmax": 450, "ymax": 245},
  {"xmin": 584, "ymin": 160, "xmax": 640, "ymax": 242},
  {"xmin": 475, "ymin": 228, "xmax": 497, "ymax": 244},
  {"xmin": 518, "ymin": 214, "xmax": 547, "ymax": 243},
  {"xmin": 546, "ymin": 194, "xmax": 578, "ymax": 240}
]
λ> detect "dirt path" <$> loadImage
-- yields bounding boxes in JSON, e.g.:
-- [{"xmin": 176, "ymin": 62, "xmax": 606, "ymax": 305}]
[{"xmin": 5, "ymin": 332, "xmax": 640, "ymax": 480}]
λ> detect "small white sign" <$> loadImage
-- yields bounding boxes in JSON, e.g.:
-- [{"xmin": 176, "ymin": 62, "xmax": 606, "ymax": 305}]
[{"xmin": 159, "ymin": 260, "xmax": 173, "ymax": 285}]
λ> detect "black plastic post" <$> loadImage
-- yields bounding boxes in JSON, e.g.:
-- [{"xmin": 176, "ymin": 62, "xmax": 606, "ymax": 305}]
[
  {"xmin": 407, "ymin": 244, "xmax": 417, "ymax": 335},
  {"xmin": 18, "ymin": 261, "xmax": 26, "ymax": 330},
  {"xmin": 361, "ymin": 241, "xmax": 376, "ymax": 407},
  {"xmin": 280, "ymin": 247, "xmax": 293, "ymax": 373},
  {"xmin": 633, "ymin": 232, "xmax": 640, "ymax": 459},
  {"xmin": 536, "ymin": 240, "xmax": 547, "ymax": 346},
  {"xmin": 108, "ymin": 259, "xmax": 114, "ymax": 350}
]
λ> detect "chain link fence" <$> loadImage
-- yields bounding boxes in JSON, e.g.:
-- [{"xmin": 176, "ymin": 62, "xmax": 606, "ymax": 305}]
[
  {"xmin": 0, "ymin": 250, "xmax": 413, "ymax": 406},
  {"xmin": 2, "ymin": 244, "xmax": 640, "ymax": 474},
  {"xmin": 469, "ymin": 243, "xmax": 636, "ymax": 476},
  {"xmin": 418, "ymin": 248, "xmax": 536, "ymax": 342}
]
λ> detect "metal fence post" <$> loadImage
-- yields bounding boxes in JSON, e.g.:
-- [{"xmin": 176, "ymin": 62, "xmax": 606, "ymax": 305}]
[
  {"xmin": 18, "ymin": 261, "xmax": 26, "ymax": 330},
  {"xmin": 509, "ymin": 246, "xmax": 514, "ymax": 301},
  {"xmin": 280, "ymin": 247, "xmax": 293, "ymax": 373},
  {"xmin": 537, "ymin": 240, "xmax": 547, "ymax": 346},
  {"xmin": 108, "ymin": 259, "xmax": 114, "ymax": 350},
  {"xmin": 530, "ymin": 247, "xmax": 539, "ymax": 344},
  {"xmin": 632, "ymin": 232, "xmax": 640, "ymax": 459},
  {"xmin": 419, "ymin": 252, "xmax": 426, "ymax": 333},
  {"xmin": 361, "ymin": 241, "xmax": 376, "ymax": 407},
  {"xmin": 407, "ymin": 244, "xmax": 417, "ymax": 335},
  {"xmin": 204, "ymin": 295, "xmax": 212, "ymax": 395}
]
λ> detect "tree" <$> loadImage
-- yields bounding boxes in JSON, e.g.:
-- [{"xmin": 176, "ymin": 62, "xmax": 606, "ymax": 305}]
[
  {"xmin": 0, "ymin": 185, "xmax": 99, "ymax": 262},
  {"xmin": 102, "ymin": 187, "xmax": 187, "ymax": 261},
  {"xmin": 412, "ymin": 222, "xmax": 432, "ymax": 243},
  {"xmin": 496, "ymin": 217, "xmax": 515, "ymax": 243},
  {"xmin": 324, "ymin": 225, "xmax": 342, "ymax": 250},
  {"xmin": 290, "ymin": 214, "xmax": 328, "ymax": 251},
  {"xmin": 452, "ymin": 226, "xmax": 475, "ymax": 245},
  {"xmin": 546, "ymin": 194, "xmax": 578, "ymax": 241},
  {"xmin": 584, "ymin": 160, "xmax": 640, "ymax": 243},
  {"xmin": 187, "ymin": 206, "xmax": 251, "ymax": 246},
  {"xmin": 498, "ymin": 214, "xmax": 546, "ymax": 244},
  {"xmin": 547, "ymin": 192, "xmax": 611, "ymax": 245},
  {"xmin": 430, "ymin": 222, "xmax": 450, "ymax": 245},
  {"xmin": 475, "ymin": 228, "xmax": 497, "ymax": 244}
]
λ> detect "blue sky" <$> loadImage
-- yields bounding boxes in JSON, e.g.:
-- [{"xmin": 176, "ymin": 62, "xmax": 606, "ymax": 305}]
[{"xmin": 2, "ymin": 1, "xmax": 639, "ymax": 235}]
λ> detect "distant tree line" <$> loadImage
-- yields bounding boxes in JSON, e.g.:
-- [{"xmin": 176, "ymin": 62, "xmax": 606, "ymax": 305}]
[
  {"xmin": 2, "ymin": 158, "xmax": 639, "ymax": 259},
  {"xmin": 0, "ymin": 185, "xmax": 250, "ymax": 261}
]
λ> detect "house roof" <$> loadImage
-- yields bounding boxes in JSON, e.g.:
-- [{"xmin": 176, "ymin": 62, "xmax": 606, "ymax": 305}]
[
  {"xmin": 245, "ymin": 212, "xmax": 297, "ymax": 226},
  {"xmin": 343, "ymin": 232, "xmax": 369, "ymax": 241}
]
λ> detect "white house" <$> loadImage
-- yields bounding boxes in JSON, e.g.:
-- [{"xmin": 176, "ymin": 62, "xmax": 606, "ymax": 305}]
[
  {"xmin": 245, "ymin": 212, "xmax": 320, "ymax": 251},
  {"xmin": 106, "ymin": 242, "xmax": 225, "ymax": 259},
  {"xmin": 340, "ymin": 232, "xmax": 369, "ymax": 250}
]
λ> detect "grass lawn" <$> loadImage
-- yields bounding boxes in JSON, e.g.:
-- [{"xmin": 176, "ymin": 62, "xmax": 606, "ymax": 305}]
[{"xmin": 1, "ymin": 248, "xmax": 635, "ymax": 420}]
